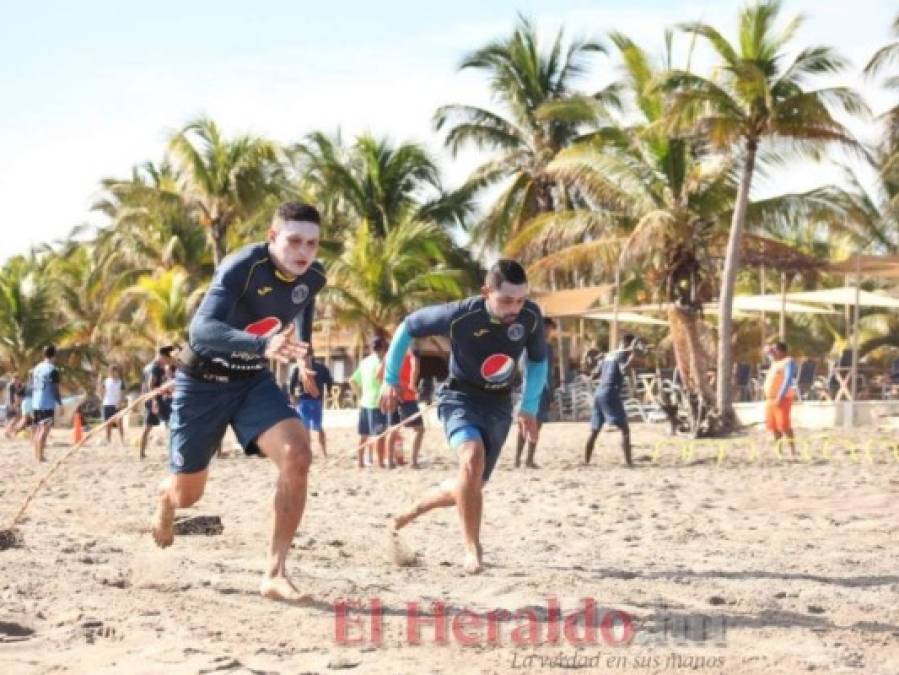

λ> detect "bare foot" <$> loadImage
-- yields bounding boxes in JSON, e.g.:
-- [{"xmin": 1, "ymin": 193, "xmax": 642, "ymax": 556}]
[
  {"xmin": 151, "ymin": 496, "xmax": 175, "ymax": 548},
  {"xmin": 387, "ymin": 527, "xmax": 418, "ymax": 567},
  {"xmin": 463, "ymin": 547, "xmax": 482, "ymax": 575},
  {"xmin": 260, "ymin": 574, "xmax": 312, "ymax": 604},
  {"xmin": 393, "ymin": 507, "xmax": 417, "ymax": 531},
  {"xmin": 525, "ymin": 462, "xmax": 539, "ymax": 469}
]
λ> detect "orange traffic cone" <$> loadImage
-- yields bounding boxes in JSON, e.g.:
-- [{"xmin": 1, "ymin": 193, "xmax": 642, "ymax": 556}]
[{"xmin": 73, "ymin": 412, "xmax": 85, "ymax": 444}]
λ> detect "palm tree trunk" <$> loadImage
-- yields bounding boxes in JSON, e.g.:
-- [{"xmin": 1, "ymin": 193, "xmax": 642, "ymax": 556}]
[
  {"xmin": 668, "ymin": 306, "xmax": 714, "ymax": 402},
  {"xmin": 715, "ymin": 138, "xmax": 758, "ymax": 428},
  {"xmin": 210, "ymin": 221, "xmax": 227, "ymax": 269}
]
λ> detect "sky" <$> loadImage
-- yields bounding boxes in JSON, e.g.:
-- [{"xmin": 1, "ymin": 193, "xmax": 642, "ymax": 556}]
[{"xmin": 0, "ymin": 0, "xmax": 896, "ymax": 262}]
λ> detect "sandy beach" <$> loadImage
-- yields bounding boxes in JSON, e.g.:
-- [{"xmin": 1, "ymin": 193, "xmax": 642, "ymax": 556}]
[{"xmin": 1, "ymin": 420, "xmax": 898, "ymax": 674}]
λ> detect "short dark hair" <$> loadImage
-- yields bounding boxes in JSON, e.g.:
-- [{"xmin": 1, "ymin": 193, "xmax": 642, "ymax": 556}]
[
  {"xmin": 371, "ymin": 336, "xmax": 387, "ymax": 352},
  {"xmin": 44, "ymin": 345, "xmax": 56, "ymax": 359},
  {"xmin": 621, "ymin": 333, "xmax": 636, "ymax": 348},
  {"xmin": 274, "ymin": 201, "xmax": 321, "ymax": 226},
  {"xmin": 158, "ymin": 345, "xmax": 176, "ymax": 358},
  {"xmin": 544, "ymin": 317, "xmax": 557, "ymax": 329},
  {"xmin": 774, "ymin": 341, "xmax": 788, "ymax": 353},
  {"xmin": 486, "ymin": 259, "xmax": 527, "ymax": 289}
]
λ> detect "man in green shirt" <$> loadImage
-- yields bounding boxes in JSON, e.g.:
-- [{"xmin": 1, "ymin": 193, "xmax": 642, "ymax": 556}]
[{"xmin": 350, "ymin": 336, "xmax": 390, "ymax": 468}]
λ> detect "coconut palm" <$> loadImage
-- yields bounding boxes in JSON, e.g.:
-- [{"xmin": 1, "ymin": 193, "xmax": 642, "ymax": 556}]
[
  {"xmin": 168, "ymin": 117, "xmax": 286, "ymax": 266},
  {"xmin": 0, "ymin": 255, "xmax": 70, "ymax": 377},
  {"xmin": 294, "ymin": 131, "xmax": 469, "ymax": 239},
  {"xmin": 434, "ymin": 15, "xmax": 613, "ymax": 251},
  {"xmin": 659, "ymin": 0, "xmax": 867, "ymax": 424},
  {"xmin": 513, "ymin": 31, "xmax": 853, "ymax": 433},
  {"xmin": 120, "ymin": 267, "xmax": 206, "ymax": 348},
  {"xmin": 325, "ymin": 219, "xmax": 473, "ymax": 336},
  {"xmin": 93, "ymin": 160, "xmax": 213, "ymax": 277}
]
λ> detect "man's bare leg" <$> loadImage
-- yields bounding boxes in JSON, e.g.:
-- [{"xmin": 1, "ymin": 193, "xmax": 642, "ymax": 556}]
[
  {"xmin": 525, "ymin": 424, "xmax": 542, "ymax": 468},
  {"xmin": 455, "ymin": 442, "xmax": 484, "ymax": 573},
  {"xmin": 151, "ymin": 469, "xmax": 208, "ymax": 548},
  {"xmin": 392, "ymin": 440, "xmax": 486, "ymax": 574},
  {"xmin": 357, "ymin": 435, "xmax": 368, "ymax": 468},
  {"xmin": 785, "ymin": 430, "xmax": 796, "ymax": 456},
  {"xmin": 318, "ymin": 430, "xmax": 327, "ymax": 458},
  {"xmin": 139, "ymin": 426, "xmax": 152, "ymax": 460},
  {"xmin": 392, "ymin": 479, "xmax": 456, "ymax": 530},
  {"xmin": 256, "ymin": 418, "xmax": 312, "ymax": 603},
  {"xmin": 411, "ymin": 427, "xmax": 424, "ymax": 468}
]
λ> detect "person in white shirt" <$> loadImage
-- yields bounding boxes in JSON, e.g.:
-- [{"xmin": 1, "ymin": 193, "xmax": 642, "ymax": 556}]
[{"xmin": 97, "ymin": 364, "xmax": 126, "ymax": 446}]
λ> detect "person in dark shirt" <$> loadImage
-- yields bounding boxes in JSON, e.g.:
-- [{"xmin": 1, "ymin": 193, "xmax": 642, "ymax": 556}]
[
  {"xmin": 380, "ymin": 260, "xmax": 548, "ymax": 574},
  {"xmin": 150, "ymin": 201, "xmax": 326, "ymax": 604},
  {"xmin": 584, "ymin": 333, "xmax": 637, "ymax": 466},
  {"xmin": 515, "ymin": 316, "xmax": 557, "ymax": 468},
  {"xmin": 289, "ymin": 347, "xmax": 333, "ymax": 457},
  {"xmin": 139, "ymin": 346, "xmax": 175, "ymax": 460}
]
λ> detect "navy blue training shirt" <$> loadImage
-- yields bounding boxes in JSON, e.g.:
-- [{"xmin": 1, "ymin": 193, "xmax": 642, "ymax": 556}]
[
  {"xmin": 404, "ymin": 296, "xmax": 547, "ymax": 392},
  {"xmin": 189, "ymin": 242, "xmax": 326, "ymax": 372},
  {"xmin": 289, "ymin": 361, "xmax": 333, "ymax": 401},
  {"xmin": 596, "ymin": 350, "xmax": 629, "ymax": 391}
]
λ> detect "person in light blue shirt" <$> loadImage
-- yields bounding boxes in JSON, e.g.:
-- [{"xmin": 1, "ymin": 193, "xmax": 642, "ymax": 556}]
[
  {"xmin": 31, "ymin": 345, "xmax": 62, "ymax": 462},
  {"xmin": 380, "ymin": 259, "xmax": 547, "ymax": 575}
]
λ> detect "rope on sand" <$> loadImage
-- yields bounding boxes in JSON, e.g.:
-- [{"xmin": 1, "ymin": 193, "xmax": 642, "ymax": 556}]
[
  {"xmin": 353, "ymin": 403, "xmax": 434, "ymax": 455},
  {"xmin": 1, "ymin": 383, "xmax": 172, "ymax": 537}
]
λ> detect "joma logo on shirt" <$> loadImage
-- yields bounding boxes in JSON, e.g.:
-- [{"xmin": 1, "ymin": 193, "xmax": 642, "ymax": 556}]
[
  {"xmin": 473, "ymin": 328, "xmax": 489, "ymax": 337},
  {"xmin": 257, "ymin": 286, "xmax": 273, "ymax": 296}
]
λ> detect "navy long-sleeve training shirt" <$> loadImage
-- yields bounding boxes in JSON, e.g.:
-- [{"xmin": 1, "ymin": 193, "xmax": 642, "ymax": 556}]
[{"xmin": 188, "ymin": 242, "xmax": 326, "ymax": 373}]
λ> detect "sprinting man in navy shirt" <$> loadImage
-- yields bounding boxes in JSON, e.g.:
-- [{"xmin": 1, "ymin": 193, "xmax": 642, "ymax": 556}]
[
  {"xmin": 380, "ymin": 260, "xmax": 548, "ymax": 574},
  {"xmin": 150, "ymin": 201, "xmax": 326, "ymax": 604}
]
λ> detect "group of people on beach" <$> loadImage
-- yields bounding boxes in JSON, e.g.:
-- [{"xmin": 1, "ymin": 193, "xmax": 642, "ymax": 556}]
[{"xmin": 2, "ymin": 199, "xmax": 800, "ymax": 598}]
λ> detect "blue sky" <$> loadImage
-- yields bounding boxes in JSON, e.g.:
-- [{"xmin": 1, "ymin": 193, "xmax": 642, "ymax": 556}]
[{"xmin": 1, "ymin": 0, "xmax": 896, "ymax": 261}]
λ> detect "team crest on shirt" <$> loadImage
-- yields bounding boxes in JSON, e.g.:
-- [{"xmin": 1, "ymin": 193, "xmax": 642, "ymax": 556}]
[
  {"xmin": 507, "ymin": 323, "xmax": 525, "ymax": 341},
  {"xmin": 292, "ymin": 284, "xmax": 309, "ymax": 304},
  {"xmin": 481, "ymin": 353, "xmax": 515, "ymax": 384},
  {"xmin": 245, "ymin": 316, "xmax": 282, "ymax": 337}
]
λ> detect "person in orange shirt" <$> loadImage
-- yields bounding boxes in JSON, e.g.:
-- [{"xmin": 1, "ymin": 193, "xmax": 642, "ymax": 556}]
[{"xmin": 764, "ymin": 341, "xmax": 798, "ymax": 456}]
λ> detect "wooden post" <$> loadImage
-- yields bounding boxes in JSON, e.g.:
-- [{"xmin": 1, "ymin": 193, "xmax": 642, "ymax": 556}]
[
  {"xmin": 557, "ymin": 318, "xmax": 566, "ymax": 390},
  {"xmin": 849, "ymin": 252, "xmax": 861, "ymax": 426},
  {"xmin": 760, "ymin": 265, "xmax": 767, "ymax": 355},
  {"xmin": 611, "ymin": 259, "xmax": 621, "ymax": 351},
  {"xmin": 779, "ymin": 272, "xmax": 787, "ymax": 341}
]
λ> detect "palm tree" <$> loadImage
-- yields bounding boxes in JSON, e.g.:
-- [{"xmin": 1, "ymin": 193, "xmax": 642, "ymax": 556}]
[
  {"xmin": 120, "ymin": 267, "xmax": 205, "ymax": 348},
  {"xmin": 325, "ymin": 219, "xmax": 471, "ymax": 336},
  {"xmin": 93, "ymin": 160, "xmax": 213, "ymax": 277},
  {"xmin": 294, "ymin": 131, "xmax": 469, "ymax": 239},
  {"xmin": 168, "ymin": 117, "xmax": 285, "ymax": 266},
  {"xmin": 0, "ymin": 255, "xmax": 70, "ymax": 377},
  {"xmin": 512, "ymin": 31, "xmax": 855, "ymax": 433},
  {"xmin": 42, "ymin": 242, "xmax": 130, "ymax": 377},
  {"xmin": 659, "ymin": 0, "xmax": 867, "ymax": 425},
  {"xmin": 434, "ymin": 15, "xmax": 612, "ymax": 251}
]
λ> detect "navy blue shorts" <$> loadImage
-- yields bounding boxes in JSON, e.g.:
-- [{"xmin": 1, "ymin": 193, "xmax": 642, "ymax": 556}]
[
  {"xmin": 438, "ymin": 385, "xmax": 512, "ymax": 482},
  {"xmin": 358, "ymin": 407, "xmax": 387, "ymax": 436},
  {"xmin": 32, "ymin": 408, "xmax": 54, "ymax": 427},
  {"xmin": 144, "ymin": 399, "xmax": 171, "ymax": 427},
  {"xmin": 387, "ymin": 400, "xmax": 424, "ymax": 429},
  {"xmin": 168, "ymin": 371, "xmax": 296, "ymax": 474},
  {"xmin": 591, "ymin": 388, "xmax": 628, "ymax": 430},
  {"xmin": 296, "ymin": 398, "xmax": 324, "ymax": 432},
  {"xmin": 102, "ymin": 405, "xmax": 119, "ymax": 422}
]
